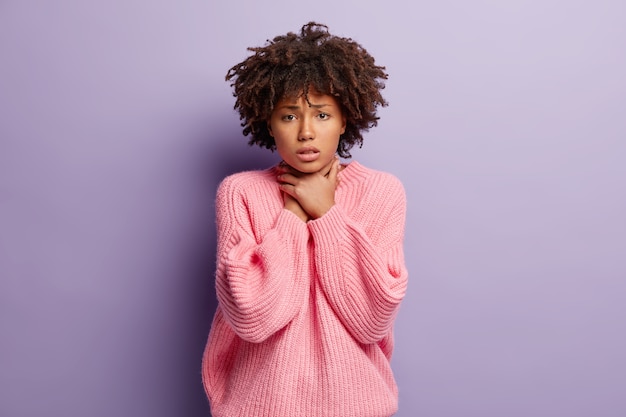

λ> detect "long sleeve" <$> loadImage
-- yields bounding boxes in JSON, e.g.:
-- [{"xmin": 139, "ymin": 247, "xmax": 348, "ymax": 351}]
[
  {"xmin": 203, "ymin": 163, "xmax": 406, "ymax": 417},
  {"xmin": 214, "ymin": 174, "xmax": 310, "ymax": 343},
  {"xmin": 307, "ymin": 173, "xmax": 408, "ymax": 345}
]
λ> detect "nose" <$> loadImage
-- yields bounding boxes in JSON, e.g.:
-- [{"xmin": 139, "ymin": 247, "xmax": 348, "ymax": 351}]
[{"xmin": 298, "ymin": 116, "xmax": 314, "ymax": 141}]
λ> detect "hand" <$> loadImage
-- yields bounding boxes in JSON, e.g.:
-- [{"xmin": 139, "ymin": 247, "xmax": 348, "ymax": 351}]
[
  {"xmin": 283, "ymin": 192, "xmax": 310, "ymax": 222},
  {"xmin": 277, "ymin": 157, "xmax": 340, "ymax": 220}
]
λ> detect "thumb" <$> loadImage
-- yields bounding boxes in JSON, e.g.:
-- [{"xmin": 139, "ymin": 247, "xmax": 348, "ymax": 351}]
[{"xmin": 328, "ymin": 157, "xmax": 340, "ymax": 183}]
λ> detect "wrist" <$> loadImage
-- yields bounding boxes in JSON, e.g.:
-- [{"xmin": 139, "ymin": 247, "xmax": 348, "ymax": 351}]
[
  {"xmin": 284, "ymin": 196, "xmax": 309, "ymax": 222},
  {"xmin": 309, "ymin": 202, "xmax": 335, "ymax": 220}
]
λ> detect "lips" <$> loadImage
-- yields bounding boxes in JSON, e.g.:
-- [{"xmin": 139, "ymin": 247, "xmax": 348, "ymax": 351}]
[{"xmin": 296, "ymin": 146, "xmax": 320, "ymax": 162}]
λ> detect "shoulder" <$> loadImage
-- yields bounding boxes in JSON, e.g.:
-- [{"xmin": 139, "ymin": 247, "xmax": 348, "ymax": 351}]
[
  {"xmin": 341, "ymin": 161, "xmax": 406, "ymax": 200},
  {"xmin": 217, "ymin": 168, "xmax": 277, "ymax": 199}
]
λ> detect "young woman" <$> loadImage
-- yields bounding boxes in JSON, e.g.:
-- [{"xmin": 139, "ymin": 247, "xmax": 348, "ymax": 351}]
[{"xmin": 202, "ymin": 22, "xmax": 408, "ymax": 417}]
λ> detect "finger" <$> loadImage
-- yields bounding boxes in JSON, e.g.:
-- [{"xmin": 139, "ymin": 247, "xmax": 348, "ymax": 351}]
[
  {"xmin": 327, "ymin": 157, "xmax": 340, "ymax": 182},
  {"xmin": 278, "ymin": 182, "xmax": 297, "ymax": 198},
  {"xmin": 277, "ymin": 173, "xmax": 298, "ymax": 185},
  {"xmin": 320, "ymin": 162, "xmax": 332, "ymax": 178}
]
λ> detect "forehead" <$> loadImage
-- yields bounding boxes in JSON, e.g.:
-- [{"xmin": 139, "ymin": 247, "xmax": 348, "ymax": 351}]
[{"xmin": 277, "ymin": 90, "xmax": 340, "ymax": 107}]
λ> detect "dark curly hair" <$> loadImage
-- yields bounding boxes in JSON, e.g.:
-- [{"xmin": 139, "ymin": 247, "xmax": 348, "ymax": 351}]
[{"xmin": 225, "ymin": 22, "xmax": 388, "ymax": 158}]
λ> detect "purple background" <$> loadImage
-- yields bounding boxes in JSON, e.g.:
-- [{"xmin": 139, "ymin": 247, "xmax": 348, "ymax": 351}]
[{"xmin": 1, "ymin": 1, "xmax": 625, "ymax": 416}]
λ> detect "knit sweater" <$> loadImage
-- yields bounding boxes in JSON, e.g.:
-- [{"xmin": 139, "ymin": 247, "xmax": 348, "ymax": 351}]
[{"xmin": 202, "ymin": 161, "xmax": 408, "ymax": 417}]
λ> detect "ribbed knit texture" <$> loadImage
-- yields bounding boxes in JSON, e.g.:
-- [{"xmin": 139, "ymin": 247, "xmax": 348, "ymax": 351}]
[{"xmin": 202, "ymin": 161, "xmax": 408, "ymax": 417}]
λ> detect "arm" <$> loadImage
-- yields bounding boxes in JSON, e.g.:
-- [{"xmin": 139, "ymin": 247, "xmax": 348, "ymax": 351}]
[
  {"xmin": 308, "ymin": 177, "xmax": 408, "ymax": 344},
  {"xmin": 214, "ymin": 175, "xmax": 310, "ymax": 343}
]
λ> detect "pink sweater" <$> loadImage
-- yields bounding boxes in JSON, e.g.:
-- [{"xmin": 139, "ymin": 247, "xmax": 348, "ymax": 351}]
[{"xmin": 202, "ymin": 161, "xmax": 408, "ymax": 417}]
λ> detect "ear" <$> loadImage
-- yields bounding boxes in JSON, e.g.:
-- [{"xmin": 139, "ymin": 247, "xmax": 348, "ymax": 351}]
[
  {"xmin": 340, "ymin": 116, "xmax": 347, "ymax": 135},
  {"xmin": 267, "ymin": 120, "xmax": 273, "ymax": 137}
]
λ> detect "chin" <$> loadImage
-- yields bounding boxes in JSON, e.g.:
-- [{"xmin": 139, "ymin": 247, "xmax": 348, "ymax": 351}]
[
  {"xmin": 284, "ymin": 155, "xmax": 334, "ymax": 174},
  {"xmin": 283, "ymin": 160, "xmax": 314, "ymax": 173},
  {"xmin": 291, "ymin": 165, "xmax": 316, "ymax": 174}
]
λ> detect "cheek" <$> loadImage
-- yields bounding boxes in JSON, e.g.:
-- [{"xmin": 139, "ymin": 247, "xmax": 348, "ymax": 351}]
[
  {"xmin": 272, "ymin": 137, "xmax": 291, "ymax": 158},
  {"xmin": 272, "ymin": 132, "xmax": 287, "ymax": 147},
  {"xmin": 274, "ymin": 145, "xmax": 293, "ymax": 165},
  {"xmin": 271, "ymin": 125, "xmax": 295, "ymax": 145}
]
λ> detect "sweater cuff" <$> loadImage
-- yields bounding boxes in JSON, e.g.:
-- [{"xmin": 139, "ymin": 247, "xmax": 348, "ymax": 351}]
[
  {"xmin": 307, "ymin": 204, "xmax": 349, "ymax": 247},
  {"xmin": 275, "ymin": 208, "xmax": 309, "ymax": 244}
]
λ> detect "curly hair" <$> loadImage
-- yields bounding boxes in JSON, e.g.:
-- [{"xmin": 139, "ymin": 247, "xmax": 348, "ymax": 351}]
[{"xmin": 225, "ymin": 22, "xmax": 388, "ymax": 158}]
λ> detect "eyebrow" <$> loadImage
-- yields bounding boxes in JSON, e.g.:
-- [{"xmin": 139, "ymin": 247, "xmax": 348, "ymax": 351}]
[{"xmin": 279, "ymin": 103, "xmax": 331, "ymax": 110}]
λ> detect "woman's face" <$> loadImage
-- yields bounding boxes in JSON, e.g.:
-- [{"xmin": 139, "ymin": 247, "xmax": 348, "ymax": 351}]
[{"xmin": 268, "ymin": 90, "xmax": 346, "ymax": 174}]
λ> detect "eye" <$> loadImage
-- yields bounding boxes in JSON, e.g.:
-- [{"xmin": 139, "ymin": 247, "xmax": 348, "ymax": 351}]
[
  {"xmin": 281, "ymin": 114, "xmax": 296, "ymax": 121},
  {"xmin": 318, "ymin": 113, "xmax": 330, "ymax": 120}
]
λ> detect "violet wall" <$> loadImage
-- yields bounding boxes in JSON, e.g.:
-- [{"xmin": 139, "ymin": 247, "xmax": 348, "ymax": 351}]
[{"xmin": 1, "ymin": 1, "xmax": 625, "ymax": 416}]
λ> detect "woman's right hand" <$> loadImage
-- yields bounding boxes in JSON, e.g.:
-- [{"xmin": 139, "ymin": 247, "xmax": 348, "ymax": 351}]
[{"xmin": 283, "ymin": 192, "xmax": 310, "ymax": 222}]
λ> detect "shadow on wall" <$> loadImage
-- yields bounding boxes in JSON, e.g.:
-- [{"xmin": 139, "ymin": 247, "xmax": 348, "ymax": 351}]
[{"xmin": 182, "ymin": 120, "xmax": 279, "ymax": 417}]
